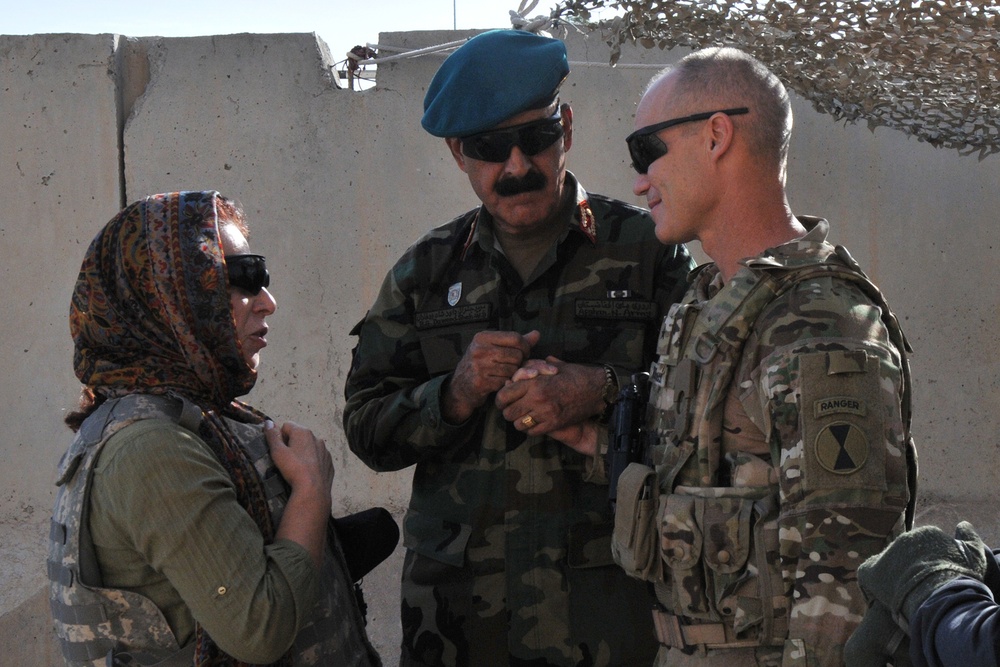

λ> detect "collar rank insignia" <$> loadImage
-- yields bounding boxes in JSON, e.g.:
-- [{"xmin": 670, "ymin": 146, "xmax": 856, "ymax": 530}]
[{"xmin": 578, "ymin": 200, "xmax": 597, "ymax": 244}]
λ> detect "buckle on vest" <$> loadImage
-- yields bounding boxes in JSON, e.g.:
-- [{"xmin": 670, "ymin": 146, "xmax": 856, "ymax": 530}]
[{"xmin": 693, "ymin": 331, "xmax": 719, "ymax": 364}]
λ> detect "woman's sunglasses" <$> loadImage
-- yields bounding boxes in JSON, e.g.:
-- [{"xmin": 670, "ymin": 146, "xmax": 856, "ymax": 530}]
[
  {"xmin": 226, "ymin": 254, "xmax": 270, "ymax": 295},
  {"xmin": 461, "ymin": 111, "xmax": 565, "ymax": 163},
  {"xmin": 626, "ymin": 107, "xmax": 749, "ymax": 174}
]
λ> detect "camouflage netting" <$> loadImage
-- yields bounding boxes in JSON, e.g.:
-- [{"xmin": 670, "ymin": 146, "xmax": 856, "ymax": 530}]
[{"xmin": 543, "ymin": 1, "xmax": 1000, "ymax": 159}]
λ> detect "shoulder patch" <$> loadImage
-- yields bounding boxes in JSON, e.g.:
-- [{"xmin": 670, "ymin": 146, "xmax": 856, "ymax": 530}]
[
  {"xmin": 797, "ymin": 351, "xmax": 887, "ymax": 493},
  {"xmin": 814, "ymin": 421, "xmax": 869, "ymax": 475}
]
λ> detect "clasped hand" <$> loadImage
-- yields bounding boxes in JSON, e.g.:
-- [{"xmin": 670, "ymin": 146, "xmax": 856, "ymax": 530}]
[{"xmin": 441, "ymin": 329, "xmax": 604, "ymax": 456}]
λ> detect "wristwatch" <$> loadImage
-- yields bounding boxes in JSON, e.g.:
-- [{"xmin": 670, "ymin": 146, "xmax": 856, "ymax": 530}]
[{"xmin": 599, "ymin": 364, "xmax": 620, "ymax": 423}]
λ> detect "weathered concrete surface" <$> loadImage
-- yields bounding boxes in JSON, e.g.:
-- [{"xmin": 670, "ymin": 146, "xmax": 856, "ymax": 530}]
[
  {"xmin": 0, "ymin": 588, "xmax": 61, "ymax": 665},
  {"xmin": 0, "ymin": 32, "xmax": 122, "ymax": 628},
  {"xmin": 3, "ymin": 27, "xmax": 1000, "ymax": 665}
]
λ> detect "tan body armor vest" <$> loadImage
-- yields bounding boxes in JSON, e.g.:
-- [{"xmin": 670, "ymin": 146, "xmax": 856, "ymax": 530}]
[
  {"xmin": 48, "ymin": 393, "xmax": 380, "ymax": 666},
  {"xmin": 613, "ymin": 244, "xmax": 917, "ymax": 656}
]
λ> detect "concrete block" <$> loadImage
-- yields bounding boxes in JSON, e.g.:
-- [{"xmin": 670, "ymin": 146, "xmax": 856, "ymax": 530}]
[{"xmin": 0, "ymin": 33, "xmax": 122, "ymax": 619}]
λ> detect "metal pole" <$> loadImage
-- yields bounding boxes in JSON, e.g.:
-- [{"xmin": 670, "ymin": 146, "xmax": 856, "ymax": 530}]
[{"xmin": 453, "ymin": 0, "xmax": 457, "ymax": 29}]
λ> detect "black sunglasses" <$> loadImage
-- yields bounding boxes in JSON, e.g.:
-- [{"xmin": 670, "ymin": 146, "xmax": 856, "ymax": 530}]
[
  {"xmin": 626, "ymin": 107, "xmax": 749, "ymax": 174},
  {"xmin": 461, "ymin": 111, "xmax": 565, "ymax": 163},
  {"xmin": 226, "ymin": 254, "xmax": 270, "ymax": 295}
]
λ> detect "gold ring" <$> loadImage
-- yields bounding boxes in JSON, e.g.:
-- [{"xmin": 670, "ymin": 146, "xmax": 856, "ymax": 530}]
[{"xmin": 521, "ymin": 415, "xmax": 536, "ymax": 428}]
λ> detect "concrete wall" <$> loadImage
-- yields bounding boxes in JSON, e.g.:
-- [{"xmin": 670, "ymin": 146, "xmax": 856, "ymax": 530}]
[{"xmin": 2, "ymin": 28, "xmax": 998, "ymax": 664}]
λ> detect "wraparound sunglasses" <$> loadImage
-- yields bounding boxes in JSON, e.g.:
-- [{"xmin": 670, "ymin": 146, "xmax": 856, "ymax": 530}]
[
  {"xmin": 626, "ymin": 107, "xmax": 749, "ymax": 174},
  {"xmin": 226, "ymin": 254, "xmax": 270, "ymax": 295},
  {"xmin": 461, "ymin": 109, "xmax": 565, "ymax": 162}
]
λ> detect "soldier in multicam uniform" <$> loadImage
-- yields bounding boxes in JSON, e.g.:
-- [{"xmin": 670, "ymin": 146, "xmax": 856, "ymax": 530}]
[
  {"xmin": 49, "ymin": 191, "xmax": 381, "ymax": 666},
  {"xmin": 343, "ymin": 30, "xmax": 693, "ymax": 667},
  {"xmin": 543, "ymin": 47, "xmax": 917, "ymax": 665}
]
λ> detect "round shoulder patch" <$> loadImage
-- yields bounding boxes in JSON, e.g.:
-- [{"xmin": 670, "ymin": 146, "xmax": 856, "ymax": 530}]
[{"xmin": 814, "ymin": 421, "xmax": 869, "ymax": 474}]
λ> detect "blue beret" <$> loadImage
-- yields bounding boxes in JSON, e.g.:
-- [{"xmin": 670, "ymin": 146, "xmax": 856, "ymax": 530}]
[{"xmin": 422, "ymin": 30, "xmax": 569, "ymax": 138}]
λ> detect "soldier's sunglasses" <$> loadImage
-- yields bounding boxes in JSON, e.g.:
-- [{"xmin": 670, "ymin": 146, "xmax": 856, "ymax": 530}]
[
  {"xmin": 461, "ymin": 111, "xmax": 565, "ymax": 163},
  {"xmin": 626, "ymin": 107, "xmax": 749, "ymax": 174},
  {"xmin": 226, "ymin": 254, "xmax": 270, "ymax": 295}
]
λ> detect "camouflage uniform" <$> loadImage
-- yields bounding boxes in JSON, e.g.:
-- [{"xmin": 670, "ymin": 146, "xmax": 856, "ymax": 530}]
[
  {"xmin": 344, "ymin": 173, "xmax": 694, "ymax": 666},
  {"xmin": 48, "ymin": 393, "xmax": 380, "ymax": 667},
  {"xmin": 611, "ymin": 217, "xmax": 916, "ymax": 666}
]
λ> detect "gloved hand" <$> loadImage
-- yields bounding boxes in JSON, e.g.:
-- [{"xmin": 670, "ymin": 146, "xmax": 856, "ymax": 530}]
[
  {"xmin": 858, "ymin": 521, "xmax": 990, "ymax": 623},
  {"xmin": 844, "ymin": 601, "xmax": 910, "ymax": 666}
]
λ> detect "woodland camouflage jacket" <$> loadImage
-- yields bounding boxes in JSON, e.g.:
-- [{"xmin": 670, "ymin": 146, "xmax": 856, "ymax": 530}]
[{"xmin": 344, "ymin": 174, "xmax": 694, "ymax": 666}]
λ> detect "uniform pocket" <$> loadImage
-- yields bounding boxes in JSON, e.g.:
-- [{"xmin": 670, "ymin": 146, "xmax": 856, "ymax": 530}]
[
  {"xmin": 700, "ymin": 495, "xmax": 752, "ymax": 575},
  {"xmin": 416, "ymin": 325, "xmax": 482, "ymax": 376},
  {"xmin": 401, "ymin": 509, "xmax": 472, "ymax": 568},
  {"xmin": 660, "ymin": 493, "xmax": 702, "ymax": 570},
  {"xmin": 659, "ymin": 485, "xmax": 776, "ymax": 628},
  {"xmin": 611, "ymin": 463, "xmax": 661, "ymax": 580}
]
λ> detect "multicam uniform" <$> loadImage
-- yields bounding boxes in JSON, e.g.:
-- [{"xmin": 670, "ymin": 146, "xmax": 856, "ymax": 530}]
[
  {"xmin": 612, "ymin": 217, "xmax": 916, "ymax": 666},
  {"xmin": 48, "ymin": 393, "xmax": 380, "ymax": 667},
  {"xmin": 344, "ymin": 174, "xmax": 694, "ymax": 666}
]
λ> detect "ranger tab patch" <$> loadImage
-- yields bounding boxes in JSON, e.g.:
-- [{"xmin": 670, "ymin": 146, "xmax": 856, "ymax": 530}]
[{"xmin": 814, "ymin": 396, "xmax": 867, "ymax": 419}]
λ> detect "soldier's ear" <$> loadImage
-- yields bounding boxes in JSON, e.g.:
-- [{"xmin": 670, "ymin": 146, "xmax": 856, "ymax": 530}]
[
  {"xmin": 561, "ymin": 104, "xmax": 574, "ymax": 152},
  {"xmin": 706, "ymin": 113, "xmax": 734, "ymax": 162},
  {"xmin": 445, "ymin": 138, "xmax": 468, "ymax": 173}
]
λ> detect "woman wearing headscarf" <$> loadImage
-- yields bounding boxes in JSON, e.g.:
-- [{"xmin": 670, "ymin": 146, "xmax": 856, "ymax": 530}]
[{"xmin": 48, "ymin": 191, "xmax": 382, "ymax": 666}]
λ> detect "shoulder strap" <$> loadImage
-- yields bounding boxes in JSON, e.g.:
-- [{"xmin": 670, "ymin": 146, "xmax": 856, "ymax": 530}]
[
  {"xmin": 54, "ymin": 393, "xmax": 206, "ymax": 585},
  {"xmin": 686, "ymin": 271, "xmax": 783, "ymax": 365}
]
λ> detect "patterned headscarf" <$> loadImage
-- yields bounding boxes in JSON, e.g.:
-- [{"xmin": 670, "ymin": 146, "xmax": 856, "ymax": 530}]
[
  {"xmin": 71, "ymin": 190, "xmax": 256, "ymax": 406},
  {"xmin": 70, "ymin": 191, "xmax": 289, "ymax": 667}
]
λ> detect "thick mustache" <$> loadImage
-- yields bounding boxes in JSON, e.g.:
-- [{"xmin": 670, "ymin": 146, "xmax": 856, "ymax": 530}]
[{"xmin": 495, "ymin": 171, "xmax": 547, "ymax": 197}]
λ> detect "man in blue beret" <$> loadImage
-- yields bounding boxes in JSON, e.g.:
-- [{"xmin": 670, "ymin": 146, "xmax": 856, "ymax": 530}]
[{"xmin": 344, "ymin": 29, "xmax": 694, "ymax": 666}]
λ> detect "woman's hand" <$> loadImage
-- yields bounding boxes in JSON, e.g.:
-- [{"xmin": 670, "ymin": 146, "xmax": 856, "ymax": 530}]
[{"xmin": 265, "ymin": 421, "xmax": 334, "ymax": 567}]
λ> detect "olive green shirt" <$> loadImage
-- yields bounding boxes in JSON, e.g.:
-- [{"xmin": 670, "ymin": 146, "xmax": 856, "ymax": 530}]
[{"xmin": 88, "ymin": 419, "xmax": 318, "ymax": 664}]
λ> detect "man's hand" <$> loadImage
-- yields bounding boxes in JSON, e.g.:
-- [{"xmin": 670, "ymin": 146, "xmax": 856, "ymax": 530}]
[
  {"xmin": 504, "ymin": 359, "xmax": 600, "ymax": 456},
  {"xmin": 442, "ymin": 330, "xmax": 540, "ymax": 424},
  {"xmin": 496, "ymin": 355, "xmax": 606, "ymax": 436}
]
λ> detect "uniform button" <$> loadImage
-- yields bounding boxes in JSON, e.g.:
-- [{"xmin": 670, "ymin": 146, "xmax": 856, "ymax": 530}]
[
  {"xmin": 717, "ymin": 550, "xmax": 731, "ymax": 564},
  {"xmin": 217, "ymin": 586, "xmax": 227, "ymax": 596}
]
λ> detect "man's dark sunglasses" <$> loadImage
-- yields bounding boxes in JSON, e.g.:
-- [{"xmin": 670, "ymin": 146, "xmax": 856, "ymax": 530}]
[
  {"xmin": 226, "ymin": 254, "xmax": 270, "ymax": 295},
  {"xmin": 461, "ymin": 112, "xmax": 565, "ymax": 163},
  {"xmin": 626, "ymin": 107, "xmax": 749, "ymax": 174}
]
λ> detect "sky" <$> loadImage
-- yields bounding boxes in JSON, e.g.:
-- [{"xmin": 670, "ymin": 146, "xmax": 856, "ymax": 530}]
[{"xmin": 3, "ymin": 0, "xmax": 569, "ymax": 72}]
